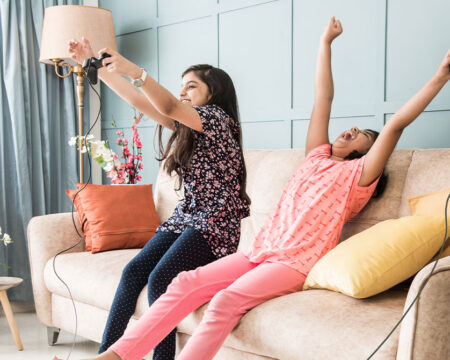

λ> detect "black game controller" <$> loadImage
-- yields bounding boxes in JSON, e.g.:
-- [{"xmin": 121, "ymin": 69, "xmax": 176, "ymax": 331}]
[{"xmin": 82, "ymin": 53, "xmax": 111, "ymax": 85}]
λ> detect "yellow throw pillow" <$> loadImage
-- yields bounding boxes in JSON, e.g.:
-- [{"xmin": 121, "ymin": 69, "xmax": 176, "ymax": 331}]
[
  {"xmin": 303, "ymin": 216, "xmax": 448, "ymax": 298},
  {"xmin": 408, "ymin": 188, "xmax": 450, "ymax": 260}
]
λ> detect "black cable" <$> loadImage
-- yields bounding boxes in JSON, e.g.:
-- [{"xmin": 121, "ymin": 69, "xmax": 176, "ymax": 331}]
[
  {"xmin": 52, "ymin": 67, "xmax": 102, "ymax": 360},
  {"xmin": 367, "ymin": 193, "xmax": 450, "ymax": 359}
]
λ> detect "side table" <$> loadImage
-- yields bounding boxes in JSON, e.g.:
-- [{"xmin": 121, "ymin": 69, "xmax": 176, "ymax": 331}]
[{"xmin": 0, "ymin": 276, "xmax": 24, "ymax": 350}]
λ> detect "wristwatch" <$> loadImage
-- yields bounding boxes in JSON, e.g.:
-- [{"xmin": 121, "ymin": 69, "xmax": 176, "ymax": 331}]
[{"xmin": 132, "ymin": 68, "xmax": 147, "ymax": 87}]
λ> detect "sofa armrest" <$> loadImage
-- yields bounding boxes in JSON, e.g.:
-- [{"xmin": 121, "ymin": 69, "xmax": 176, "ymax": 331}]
[
  {"xmin": 27, "ymin": 212, "xmax": 85, "ymax": 327},
  {"xmin": 396, "ymin": 255, "xmax": 450, "ymax": 360}
]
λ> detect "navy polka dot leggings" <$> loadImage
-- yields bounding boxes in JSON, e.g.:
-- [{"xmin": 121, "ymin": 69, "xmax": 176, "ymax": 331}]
[{"xmin": 98, "ymin": 227, "xmax": 217, "ymax": 360}]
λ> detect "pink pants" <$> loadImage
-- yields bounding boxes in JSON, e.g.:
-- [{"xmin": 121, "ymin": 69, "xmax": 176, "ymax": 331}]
[{"xmin": 110, "ymin": 252, "xmax": 306, "ymax": 360}]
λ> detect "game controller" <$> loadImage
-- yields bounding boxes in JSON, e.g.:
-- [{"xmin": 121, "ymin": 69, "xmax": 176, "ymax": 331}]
[{"xmin": 82, "ymin": 52, "xmax": 111, "ymax": 85}]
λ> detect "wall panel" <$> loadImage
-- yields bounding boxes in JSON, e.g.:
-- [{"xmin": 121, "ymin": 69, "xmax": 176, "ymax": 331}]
[
  {"xmin": 387, "ymin": 111, "xmax": 450, "ymax": 149},
  {"xmin": 158, "ymin": 17, "xmax": 217, "ymax": 96},
  {"xmin": 102, "ymin": 29, "xmax": 157, "ymax": 125},
  {"xmin": 386, "ymin": 0, "xmax": 450, "ymax": 105},
  {"xmin": 219, "ymin": 0, "xmax": 290, "ymax": 122},
  {"xmin": 157, "ymin": 0, "xmax": 214, "ymax": 23},
  {"xmin": 102, "ymin": 0, "xmax": 156, "ymax": 35},
  {"xmin": 293, "ymin": 0, "xmax": 379, "ymax": 116},
  {"xmin": 241, "ymin": 121, "xmax": 288, "ymax": 149}
]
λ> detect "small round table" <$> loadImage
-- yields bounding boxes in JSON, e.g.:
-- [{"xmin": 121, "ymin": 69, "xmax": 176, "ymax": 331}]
[{"xmin": 0, "ymin": 277, "xmax": 24, "ymax": 350}]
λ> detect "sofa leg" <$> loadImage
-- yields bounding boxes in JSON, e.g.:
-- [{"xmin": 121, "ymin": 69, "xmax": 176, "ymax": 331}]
[{"xmin": 47, "ymin": 327, "xmax": 60, "ymax": 346}]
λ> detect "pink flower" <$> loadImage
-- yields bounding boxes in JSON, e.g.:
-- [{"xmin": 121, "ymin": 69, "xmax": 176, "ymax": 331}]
[{"xmin": 108, "ymin": 114, "xmax": 144, "ymax": 184}]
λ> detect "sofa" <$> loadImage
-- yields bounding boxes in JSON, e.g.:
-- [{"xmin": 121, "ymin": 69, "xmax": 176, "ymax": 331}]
[{"xmin": 27, "ymin": 147, "xmax": 450, "ymax": 359}]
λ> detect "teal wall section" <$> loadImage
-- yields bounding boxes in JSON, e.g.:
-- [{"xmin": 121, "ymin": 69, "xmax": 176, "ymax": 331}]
[{"xmin": 99, "ymin": 0, "xmax": 450, "ymax": 185}]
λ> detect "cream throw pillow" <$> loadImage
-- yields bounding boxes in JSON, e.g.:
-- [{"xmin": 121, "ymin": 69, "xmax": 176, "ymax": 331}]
[
  {"xmin": 408, "ymin": 187, "xmax": 450, "ymax": 259},
  {"xmin": 303, "ymin": 216, "xmax": 448, "ymax": 298}
]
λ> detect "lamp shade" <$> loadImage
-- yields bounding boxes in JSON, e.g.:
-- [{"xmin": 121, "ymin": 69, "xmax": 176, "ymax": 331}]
[{"xmin": 39, "ymin": 5, "xmax": 117, "ymax": 66}]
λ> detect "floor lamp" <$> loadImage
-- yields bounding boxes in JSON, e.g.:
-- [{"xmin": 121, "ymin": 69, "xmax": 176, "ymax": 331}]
[{"xmin": 39, "ymin": 5, "xmax": 117, "ymax": 184}]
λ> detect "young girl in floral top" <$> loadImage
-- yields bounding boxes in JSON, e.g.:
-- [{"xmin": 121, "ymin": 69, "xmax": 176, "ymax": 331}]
[
  {"xmin": 70, "ymin": 16, "xmax": 450, "ymax": 360},
  {"xmin": 66, "ymin": 40, "xmax": 250, "ymax": 360}
]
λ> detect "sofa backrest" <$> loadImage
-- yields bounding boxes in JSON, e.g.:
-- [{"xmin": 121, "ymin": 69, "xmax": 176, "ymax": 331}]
[
  {"xmin": 398, "ymin": 149, "xmax": 450, "ymax": 217},
  {"xmin": 153, "ymin": 148, "xmax": 450, "ymax": 252}
]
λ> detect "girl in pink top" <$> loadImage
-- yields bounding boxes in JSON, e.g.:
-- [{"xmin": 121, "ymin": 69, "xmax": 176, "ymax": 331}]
[{"xmin": 80, "ymin": 17, "xmax": 450, "ymax": 360}]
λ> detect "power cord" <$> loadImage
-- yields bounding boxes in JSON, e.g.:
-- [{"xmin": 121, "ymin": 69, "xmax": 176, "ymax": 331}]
[
  {"xmin": 52, "ymin": 70, "xmax": 102, "ymax": 360},
  {"xmin": 367, "ymin": 193, "xmax": 450, "ymax": 359}
]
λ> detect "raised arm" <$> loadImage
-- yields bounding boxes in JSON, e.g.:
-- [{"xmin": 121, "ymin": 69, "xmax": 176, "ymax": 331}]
[
  {"xmin": 305, "ymin": 17, "xmax": 343, "ymax": 155},
  {"xmin": 99, "ymin": 48, "xmax": 204, "ymax": 132},
  {"xmin": 359, "ymin": 50, "xmax": 450, "ymax": 186},
  {"xmin": 68, "ymin": 38, "xmax": 175, "ymax": 130}
]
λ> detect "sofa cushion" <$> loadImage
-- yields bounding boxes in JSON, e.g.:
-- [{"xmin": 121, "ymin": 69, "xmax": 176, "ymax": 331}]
[
  {"xmin": 153, "ymin": 168, "xmax": 182, "ymax": 224},
  {"xmin": 239, "ymin": 149, "xmax": 306, "ymax": 251},
  {"xmin": 303, "ymin": 216, "xmax": 447, "ymax": 298},
  {"xmin": 178, "ymin": 288, "xmax": 406, "ymax": 360},
  {"xmin": 399, "ymin": 149, "xmax": 450, "ymax": 217},
  {"xmin": 340, "ymin": 149, "xmax": 414, "ymax": 241},
  {"xmin": 44, "ymin": 250, "xmax": 141, "ymax": 312}
]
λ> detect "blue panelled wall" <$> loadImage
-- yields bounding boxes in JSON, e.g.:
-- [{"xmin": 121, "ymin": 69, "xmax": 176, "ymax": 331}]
[{"xmin": 98, "ymin": 0, "xmax": 450, "ymax": 185}]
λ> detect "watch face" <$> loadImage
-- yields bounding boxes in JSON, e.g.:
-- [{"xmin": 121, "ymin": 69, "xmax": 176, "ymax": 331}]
[{"xmin": 133, "ymin": 79, "xmax": 143, "ymax": 87}]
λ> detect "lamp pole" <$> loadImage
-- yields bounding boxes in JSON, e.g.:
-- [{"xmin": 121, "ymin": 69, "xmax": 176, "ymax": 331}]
[
  {"xmin": 52, "ymin": 60, "xmax": 85, "ymax": 184},
  {"xmin": 75, "ymin": 64, "xmax": 85, "ymax": 184}
]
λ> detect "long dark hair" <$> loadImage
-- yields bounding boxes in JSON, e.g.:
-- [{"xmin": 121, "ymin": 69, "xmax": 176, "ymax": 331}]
[
  {"xmin": 156, "ymin": 64, "xmax": 251, "ymax": 205},
  {"xmin": 342, "ymin": 129, "xmax": 388, "ymax": 198}
]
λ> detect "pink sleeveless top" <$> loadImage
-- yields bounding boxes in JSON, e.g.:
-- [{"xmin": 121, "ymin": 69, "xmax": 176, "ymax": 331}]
[{"xmin": 245, "ymin": 144, "xmax": 379, "ymax": 275}]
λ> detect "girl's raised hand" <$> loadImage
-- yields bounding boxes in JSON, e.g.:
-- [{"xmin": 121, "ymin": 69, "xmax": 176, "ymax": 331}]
[
  {"xmin": 98, "ymin": 48, "xmax": 141, "ymax": 80},
  {"xmin": 435, "ymin": 50, "xmax": 450, "ymax": 83},
  {"xmin": 321, "ymin": 16, "xmax": 343, "ymax": 44},
  {"xmin": 67, "ymin": 37, "xmax": 95, "ymax": 64}
]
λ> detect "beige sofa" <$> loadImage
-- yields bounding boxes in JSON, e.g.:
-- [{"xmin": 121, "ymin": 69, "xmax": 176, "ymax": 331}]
[{"xmin": 27, "ymin": 148, "xmax": 450, "ymax": 359}]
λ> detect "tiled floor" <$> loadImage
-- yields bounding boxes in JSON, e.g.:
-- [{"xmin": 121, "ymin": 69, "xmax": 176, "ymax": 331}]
[{"xmin": 0, "ymin": 312, "xmax": 99, "ymax": 360}]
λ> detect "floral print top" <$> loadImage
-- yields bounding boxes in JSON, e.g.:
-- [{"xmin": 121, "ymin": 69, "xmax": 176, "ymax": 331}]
[{"xmin": 158, "ymin": 104, "xmax": 250, "ymax": 258}]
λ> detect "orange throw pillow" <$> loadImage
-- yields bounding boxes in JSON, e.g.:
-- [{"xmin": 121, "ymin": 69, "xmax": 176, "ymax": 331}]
[{"xmin": 66, "ymin": 184, "xmax": 160, "ymax": 253}]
